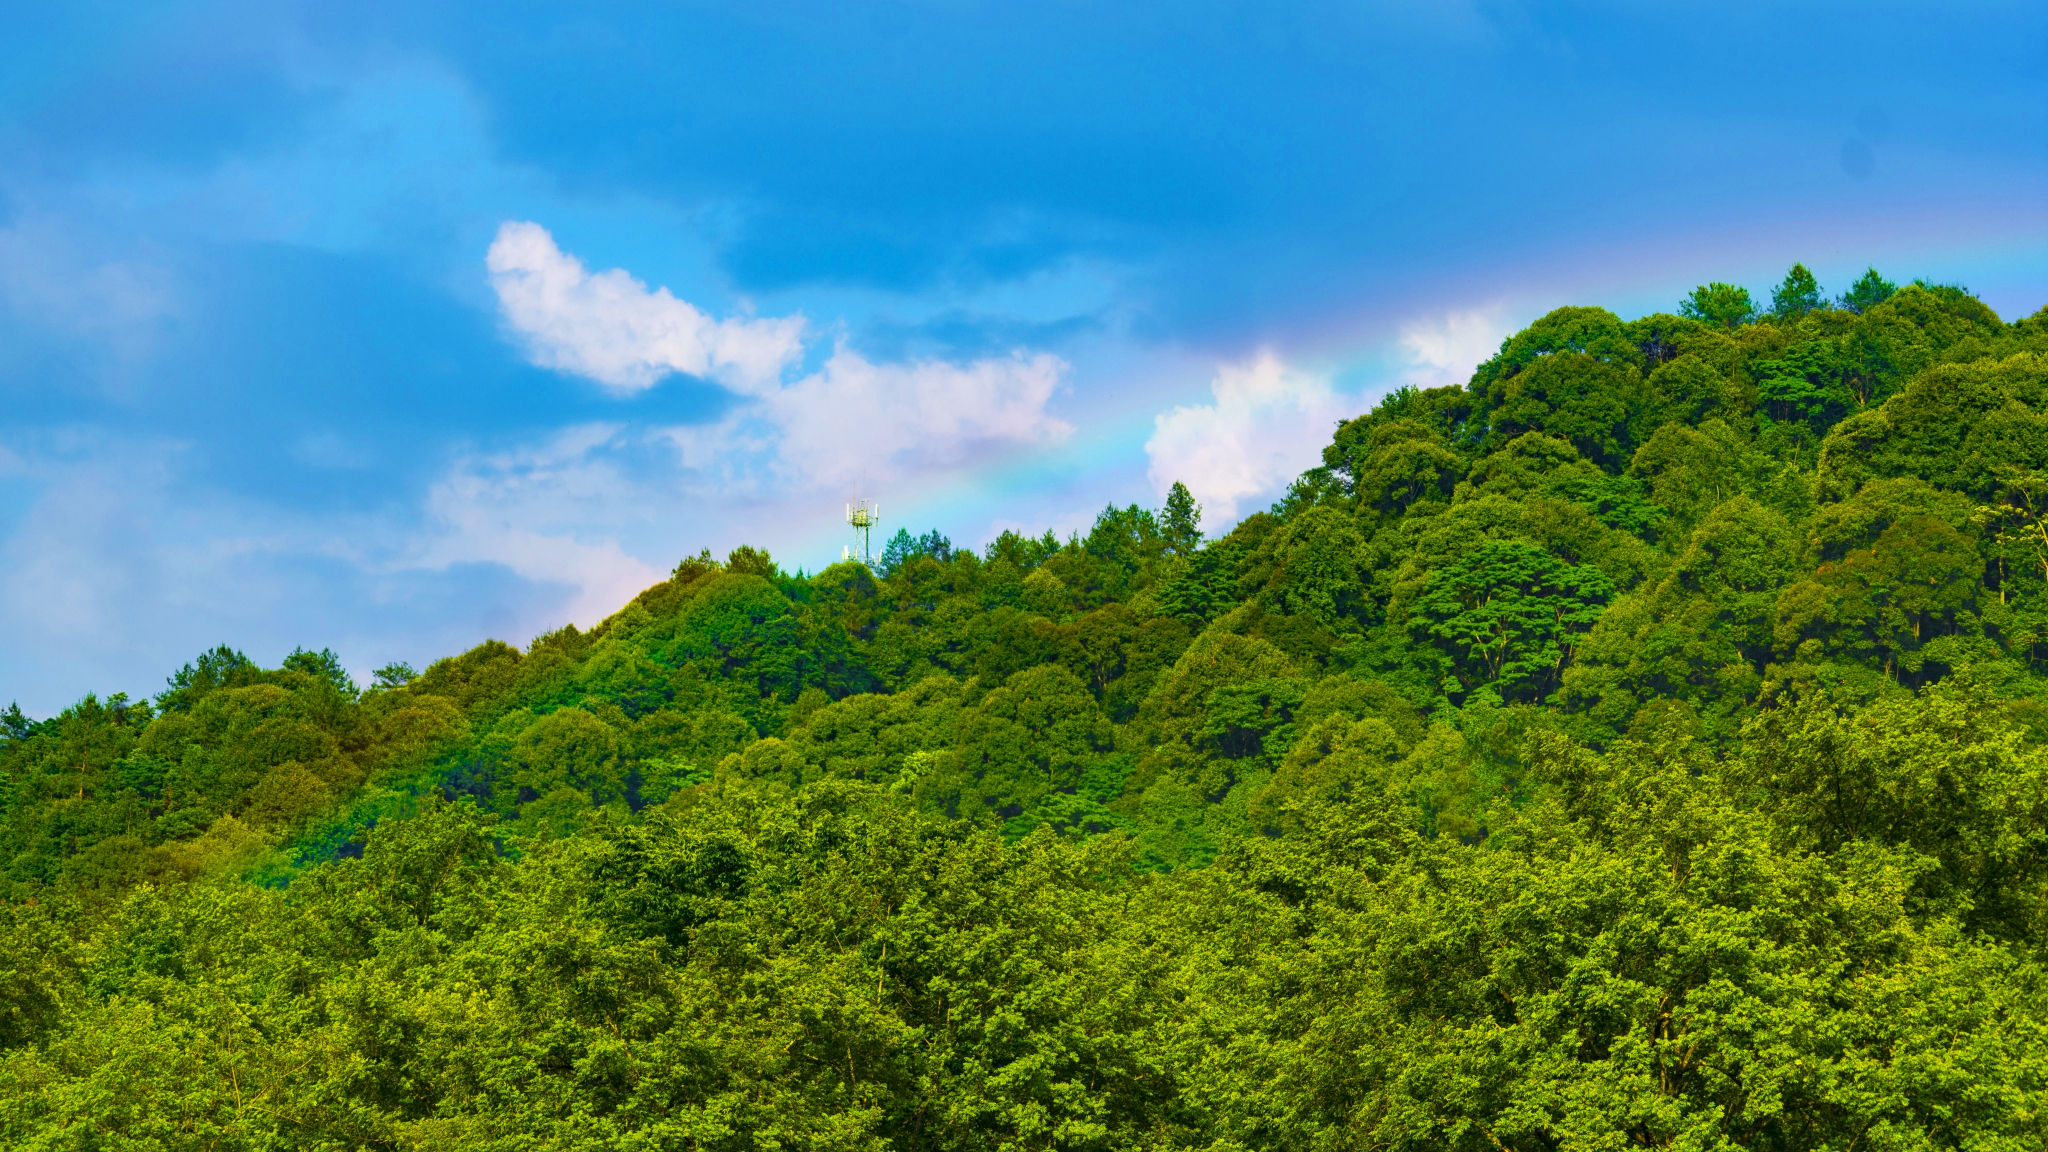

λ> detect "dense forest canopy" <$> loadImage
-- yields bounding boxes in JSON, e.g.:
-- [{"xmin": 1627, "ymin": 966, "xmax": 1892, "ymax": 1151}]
[{"xmin": 6, "ymin": 265, "xmax": 2048, "ymax": 1149}]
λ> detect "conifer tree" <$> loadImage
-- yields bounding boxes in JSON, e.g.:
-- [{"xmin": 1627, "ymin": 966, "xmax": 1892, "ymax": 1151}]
[
  {"xmin": 1163, "ymin": 480, "xmax": 1202, "ymax": 556},
  {"xmin": 1770, "ymin": 262, "xmax": 1824, "ymax": 319},
  {"xmin": 1839, "ymin": 266, "xmax": 1898, "ymax": 313}
]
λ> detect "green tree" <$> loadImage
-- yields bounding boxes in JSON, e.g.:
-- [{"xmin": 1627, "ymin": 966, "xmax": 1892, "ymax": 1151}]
[
  {"xmin": 1162, "ymin": 480, "xmax": 1203, "ymax": 556},
  {"xmin": 503, "ymin": 706, "xmax": 625, "ymax": 807},
  {"xmin": 1754, "ymin": 338, "xmax": 1853, "ymax": 428},
  {"xmin": 1679, "ymin": 281, "xmax": 1757, "ymax": 328},
  {"xmin": 1343, "ymin": 420, "xmax": 1464, "ymax": 515},
  {"xmin": 1411, "ymin": 539, "xmax": 1613, "ymax": 701},
  {"xmin": 725, "ymin": 543, "xmax": 776, "ymax": 578},
  {"xmin": 1737, "ymin": 675, "xmax": 2048, "ymax": 938},
  {"xmin": 14, "ymin": 259, "xmax": 2048, "ymax": 1151},
  {"xmin": 1467, "ymin": 351, "xmax": 1658, "ymax": 467},
  {"xmin": 1769, "ymin": 261, "xmax": 1824, "ymax": 320},
  {"xmin": 156, "ymin": 644, "xmax": 260, "ymax": 712},
  {"xmin": 1838, "ymin": 266, "xmax": 1898, "ymax": 313}
]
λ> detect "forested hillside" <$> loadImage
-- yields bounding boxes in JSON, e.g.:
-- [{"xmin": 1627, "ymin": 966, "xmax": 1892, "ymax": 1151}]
[{"xmin": 6, "ymin": 267, "xmax": 2048, "ymax": 1149}]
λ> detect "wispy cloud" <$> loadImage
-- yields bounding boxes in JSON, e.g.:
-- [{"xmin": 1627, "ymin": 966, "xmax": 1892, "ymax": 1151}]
[
  {"xmin": 1145, "ymin": 351, "xmax": 1348, "ymax": 524},
  {"xmin": 1398, "ymin": 306, "xmax": 1508, "ymax": 388},
  {"xmin": 0, "ymin": 212, "xmax": 179, "ymax": 375},
  {"xmin": 409, "ymin": 424, "xmax": 668, "ymax": 627}
]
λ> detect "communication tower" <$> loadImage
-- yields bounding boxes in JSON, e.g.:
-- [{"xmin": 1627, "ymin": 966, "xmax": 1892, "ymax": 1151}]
[{"xmin": 845, "ymin": 496, "xmax": 881, "ymax": 566}]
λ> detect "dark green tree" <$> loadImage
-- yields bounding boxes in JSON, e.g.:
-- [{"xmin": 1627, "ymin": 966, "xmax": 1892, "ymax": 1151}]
[
  {"xmin": 725, "ymin": 544, "xmax": 777, "ymax": 578},
  {"xmin": 281, "ymin": 646, "xmax": 357, "ymax": 697},
  {"xmin": 1754, "ymin": 339, "xmax": 1853, "ymax": 428},
  {"xmin": 1163, "ymin": 480, "xmax": 1202, "ymax": 556},
  {"xmin": 157, "ymin": 644, "xmax": 260, "ymax": 711},
  {"xmin": 1770, "ymin": 262, "xmax": 1824, "ymax": 320},
  {"xmin": 1679, "ymin": 281, "xmax": 1757, "ymax": 328},
  {"xmin": 1839, "ymin": 266, "xmax": 1898, "ymax": 313},
  {"xmin": 879, "ymin": 528, "xmax": 952, "ymax": 577},
  {"xmin": 1411, "ymin": 540, "xmax": 1613, "ymax": 700}
]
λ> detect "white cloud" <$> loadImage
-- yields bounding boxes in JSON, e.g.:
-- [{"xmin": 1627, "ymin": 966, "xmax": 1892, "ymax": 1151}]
[
  {"xmin": 1398, "ymin": 306, "xmax": 1508, "ymax": 387},
  {"xmin": 1145, "ymin": 351, "xmax": 1350, "ymax": 524},
  {"xmin": 409, "ymin": 424, "xmax": 668, "ymax": 628},
  {"xmin": 370, "ymin": 221, "xmax": 1084, "ymax": 641},
  {"xmin": 388, "ymin": 342, "xmax": 1074, "ymax": 632},
  {"xmin": 487, "ymin": 220, "xmax": 805, "ymax": 393},
  {"xmin": 487, "ymin": 221, "xmax": 1075, "ymax": 492},
  {"xmin": 768, "ymin": 344, "xmax": 1071, "ymax": 488},
  {"xmin": 0, "ymin": 428, "xmax": 685, "ymax": 712}
]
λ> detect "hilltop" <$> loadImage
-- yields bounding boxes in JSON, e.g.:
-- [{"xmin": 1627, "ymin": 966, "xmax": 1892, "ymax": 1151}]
[{"xmin": 4, "ymin": 266, "xmax": 2048, "ymax": 1148}]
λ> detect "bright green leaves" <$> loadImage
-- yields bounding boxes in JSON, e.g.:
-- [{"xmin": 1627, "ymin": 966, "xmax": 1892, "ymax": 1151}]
[
  {"xmin": 1629, "ymin": 421, "xmax": 1745, "ymax": 528},
  {"xmin": 1154, "ymin": 533, "xmax": 1247, "ymax": 624},
  {"xmin": 1737, "ymin": 674, "xmax": 2048, "ymax": 939},
  {"xmin": 504, "ymin": 706, "xmax": 625, "ymax": 808},
  {"xmin": 1412, "ymin": 540, "xmax": 1612, "ymax": 702},
  {"xmin": 1716, "ymin": 273, "xmax": 1994, "ymax": 437},
  {"xmin": 650, "ymin": 573, "xmax": 810, "ymax": 703},
  {"xmin": 950, "ymin": 664, "xmax": 1114, "ymax": 821},
  {"xmin": 1198, "ymin": 677, "xmax": 1305, "ymax": 767},
  {"xmin": 586, "ymin": 813, "xmax": 754, "ymax": 949},
  {"xmin": 1670, "ymin": 495, "xmax": 1800, "ymax": 598},
  {"xmin": 1541, "ymin": 469, "xmax": 1666, "ymax": 537},
  {"xmin": 1777, "ymin": 503, "xmax": 1984, "ymax": 681},
  {"xmin": 1162, "ymin": 479, "xmax": 1203, "ymax": 556},
  {"xmin": 1471, "ymin": 305, "xmax": 1642, "ymax": 385},
  {"xmin": 1679, "ymin": 281, "xmax": 1758, "ymax": 328},
  {"xmin": 1323, "ymin": 414, "xmax": 1466, "ymax": 514},
  {"xmin": 1084, "ymin": 501, "xmax": 1167, "ymax": 586},
  {"xmin": 156, "ymin": 644, "xmax": 262, "ymax": 712},
  {"xmin": 1469, "ymin": 349, "xmax": 1658, "ymax": 468},
  {"xmin": 877, "ymin": 526, "xmax": 952, "ymax": 576},
  {"xmin": 1464, "ymin": 306, "xmax": 1663, "ymax": 467},
  {"xmin": 1254, "ymin": 505, "xmax": 1368, "ymax": 633},
  {"xmin": 1645, "ymin": 352, "xmax": 1735, "ymax": 425},
  {"xmin": 1770, "ymin": 261, "xmax": 1825, "ymax": 320},
  {"xmin": 1756, "ymin": 338, "xmax": 1855, "ymax": 429},
  {"xmin": 1357, "ymin": 424, "xmax": 1465, "ymax": 516},
  {"xmin": 1819, "ymin": 350, "xmax": 2048, "ymax": 500}
]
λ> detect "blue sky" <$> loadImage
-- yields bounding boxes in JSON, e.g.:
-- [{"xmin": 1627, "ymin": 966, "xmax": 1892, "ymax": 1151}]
[{"xmin": 5, "ymin": 0, "xmax": 2048, "ymax": 713}]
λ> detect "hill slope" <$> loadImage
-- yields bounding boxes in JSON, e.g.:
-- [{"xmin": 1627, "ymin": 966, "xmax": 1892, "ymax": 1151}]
[{"xmin": 4, "ymin": 269, "xmax": 2048, "ymax": 1148}]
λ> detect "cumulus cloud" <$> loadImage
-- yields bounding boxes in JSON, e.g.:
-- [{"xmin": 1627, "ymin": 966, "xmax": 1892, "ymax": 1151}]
[
  {"xmin": 407, "ymin": 220, "xmax": 1083, "ymax": 640},
  {"xmin": 1398, "ymin": 306, "xmax": 1509, "ymax": 387},
  {"xmin": 769, "ymin": 345, "xmax": 1071, "ymax": 488},
  {"xmin": 487, "ymin": 221, "xmax": 805, "ymax": 393},
  {"xmin": 1145, "ymin": 351, "xmax": 1350, "ymax": 524},
  {"xmin": 488, "ymin": 220, "xmax": 1075, "ymax": 490}
]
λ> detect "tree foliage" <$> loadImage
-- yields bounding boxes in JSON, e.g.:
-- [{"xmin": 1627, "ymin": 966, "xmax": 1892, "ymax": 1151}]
[{"xmin": 6, "ymin": 263, "xmax": 2048, "ymax": 1148}]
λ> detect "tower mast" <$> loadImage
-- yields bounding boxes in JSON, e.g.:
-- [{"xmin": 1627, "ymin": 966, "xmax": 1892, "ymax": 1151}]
[{"xmin": 846, "ymin": 495, "xmax": 880, "ymax": 566}]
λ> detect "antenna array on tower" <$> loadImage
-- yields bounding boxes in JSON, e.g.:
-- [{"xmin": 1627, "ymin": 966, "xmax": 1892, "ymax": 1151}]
[{"xmin": 846, "ymin": 497, "xmax": 881, "ymax": 566}]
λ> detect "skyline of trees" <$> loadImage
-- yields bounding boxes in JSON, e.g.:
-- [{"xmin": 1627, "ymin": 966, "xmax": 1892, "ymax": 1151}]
[{"xmin": 4, "ymin": 265, "xmax": 2048, "ymax": 1148}]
